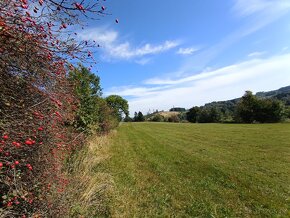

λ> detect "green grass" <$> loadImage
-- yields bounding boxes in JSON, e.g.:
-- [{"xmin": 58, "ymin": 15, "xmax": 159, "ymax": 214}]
[{"xmin": 100, "ymin": 123, "xmax": 290, "ymax": 217}]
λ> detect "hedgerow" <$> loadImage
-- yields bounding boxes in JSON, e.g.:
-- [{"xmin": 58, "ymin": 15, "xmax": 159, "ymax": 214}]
[{"xmin": 0, "ymin": 0, "xmax": 113, "ymax": 216}]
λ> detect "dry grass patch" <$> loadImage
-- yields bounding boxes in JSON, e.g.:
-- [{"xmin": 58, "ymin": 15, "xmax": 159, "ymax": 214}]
[{"xmin": 63, "ymin": 132, "xmax": 116, "ymax": 217}]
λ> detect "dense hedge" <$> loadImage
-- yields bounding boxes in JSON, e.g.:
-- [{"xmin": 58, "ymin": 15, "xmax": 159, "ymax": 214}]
[{"xmin": 0, "ymin": 0, "xmax": 120, "ymax": 216}]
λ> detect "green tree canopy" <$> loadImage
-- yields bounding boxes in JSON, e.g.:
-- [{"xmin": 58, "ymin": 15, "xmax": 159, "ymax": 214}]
[
  {"xmin": 69, "ymin": 65, "xmax": 103, "ymax": 133},
  {"xmin": 186, "ymin": 106, "xmax": 200, "ymax": 123},
  {"xmin": 236, "ymin": 91, "xmax": 285, "ymax": 123},
  {"xmin": 105, "ymin": 95, "xmax": 129, "ymax": 121}
]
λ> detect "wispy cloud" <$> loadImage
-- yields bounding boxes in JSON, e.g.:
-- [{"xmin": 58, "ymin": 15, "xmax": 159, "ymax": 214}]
[
  {"xmin": 232, "ymin": 0, "xmax": 271, "ymax": 17},
  {"xmin": 106, "ymin": 40, "xmax": 179, "ymax": 60},
  {"xmin": 167, "ymin": 0, "xmax": 290, "ymax": 76},
  {"xmin": 106, "ymin": 53, "xmax": 290, "ymax": 115},
  {"xmin": 232, "ymin": 0, "xmax": 290, "ymax": 18},
  {"xmin": 248, "ymin": 51, "xmax": 266, "ymax": 57},
  {"xmin": 135, "ymin": 58, "xmax": 151, "ymax": 65},
  {"xmin": 105, "ymin": 85, "xmax": 171, "ymax": 97},
  {"xmin": 177, "ymin": 47, "xmax": 199, "ymax": 55},
  {"xmin": 78, "ymin": 27, "xmax": 180, "ymax": 61}
]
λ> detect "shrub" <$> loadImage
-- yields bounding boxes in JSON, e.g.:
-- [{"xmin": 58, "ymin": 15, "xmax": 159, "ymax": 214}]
[
  {"xmin": 168, "ymin": 115, "xmax": 180, "ymax": 123},
  {"xmin": 151, "ymin": 114, "xmax": 165, "ymax": 122},
  {"xmin": 0, "ymin": 0, "xmax": 107, "ymax": 216}
]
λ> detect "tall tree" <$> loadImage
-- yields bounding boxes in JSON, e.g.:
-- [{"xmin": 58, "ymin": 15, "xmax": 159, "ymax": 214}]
[
  {"xmin": 236, "ymin": 91, "xmax": 285, "ymax": 123},
  {"xmin": 137, "ymin": 111, "xmax": 145, "ymax": 122},
  {"xmin": 69, "ymin": 65, "xmax": 103, "ymax": 132},
  {"xmin": 186, "ymin": 106, "xmax": 200, "ymax": 123},
  {"xmin": 105, "ymin": 95, "xmax": 129, "ymax": 121},
  {"xmin": 236, "ymin": 91, "xmax": 258, "ymax": 123}
]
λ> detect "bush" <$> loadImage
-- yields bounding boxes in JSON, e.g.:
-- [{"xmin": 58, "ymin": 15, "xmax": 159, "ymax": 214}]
[
  {"xmin": 151, "ymin": 114, "xmax": 165, "ymax": 122},
  {"xmin": 168, "ymin": 115, "xmax": 180, "ymax": 123}
]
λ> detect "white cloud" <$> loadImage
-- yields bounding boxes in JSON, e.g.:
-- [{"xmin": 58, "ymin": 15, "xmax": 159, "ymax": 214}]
[
  {"xmin": 79, "ymin": 28, "xmax": 118, "ymax": 45},
  {"xmin": 177, "ymin": 47, "xmax": 199, "ymax": 55},
  {"xmin": 105, "ymin": 85, "xmax": 171, "ymax": 97},
  {"xmin": 107, "ymin": 53, "xmax": 290, "ymax": 115},
  {"xmin": 106, "ymin": 40, "xmax": 179, "ymax": 60},
  {"xmin": 173, "ymin": 0, "xmax": 290, "ymax": 74},
  {"xmin": 248, "ymin": 51, "xmax": 266, "ymax": 57},
  {"xmin": 135, "ymin": 58, "xmax": 151, "ymax": 65},
  {"xmin": 232, "ymin": 0, "xmax": 290, "ymax": 18},
  {"xmin": 78, "ymin": 27, "xmax": 180, "ymax": 61}
]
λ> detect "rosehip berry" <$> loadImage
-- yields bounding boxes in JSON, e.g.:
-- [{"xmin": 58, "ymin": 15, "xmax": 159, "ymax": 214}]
[
  {"xmin": 15, "ymin": 161, "xmax": 20, "ymax": 165},
  {"xmin": 3, "ymin": 135, "xmax": 8, "ymax": 140},
  {"xmin": 26, "ymin": 164, "xmax": 33, "ymax": 171},
  {"xmin": 25, "ymin": 140, "xmax": 32, "ymax": 145}
]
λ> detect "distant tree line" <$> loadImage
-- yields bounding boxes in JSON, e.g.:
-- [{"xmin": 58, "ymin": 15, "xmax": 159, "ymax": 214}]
[
  {"xmin": 126, "ymin": 89, "xmax": 290, "ymax": 124},
  {"xmin": 187, "ymin": 91, "xmax": 287, "ymax": 123}
]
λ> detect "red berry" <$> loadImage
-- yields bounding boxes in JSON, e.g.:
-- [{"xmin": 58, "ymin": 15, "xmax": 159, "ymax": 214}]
[
  {"xmin": 25, "ymin": 140, "xmax": 32, "ymax": 145},
  {"xmin": 26, "ymin": 164, "xmax": 33, "ymax": 170},
  {"xmin": 15, "ymin": 161, "xmax": 20, "ymax": 165},
  {"xmin": 3, "ymin": 135, "xmax": 8, "ymax": 140},
  {"xmin": 12, "ymin": 141, "xmax": 21, "ymax": 148},
  {"xmin": 0, "ymin": 162, "xmax": 3, "ymax": 168},
  {"xmin": 38, "ymin": 127, "xmax": 44, "ymax": 131}
]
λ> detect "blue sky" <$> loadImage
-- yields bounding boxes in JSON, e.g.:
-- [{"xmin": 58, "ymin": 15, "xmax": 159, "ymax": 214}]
[{"xmin": 79, "ymin": 0, "xmax": 290, "ymax": 115}]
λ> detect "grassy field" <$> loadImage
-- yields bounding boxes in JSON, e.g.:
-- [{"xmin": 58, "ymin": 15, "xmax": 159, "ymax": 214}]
[{"xmin": 97, "ymin": 123, "xmax": 290, "ymax": 217}]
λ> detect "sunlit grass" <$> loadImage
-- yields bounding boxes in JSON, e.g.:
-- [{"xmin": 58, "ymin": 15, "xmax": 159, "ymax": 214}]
[{"xmin": 104, "ymin": 123, "xmax": 290, "ymax": 217}]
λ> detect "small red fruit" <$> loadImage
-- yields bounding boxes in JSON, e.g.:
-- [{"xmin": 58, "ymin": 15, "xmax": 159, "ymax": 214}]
[
  {"xmin": 3, "ymin": 135, "xmax": 8, "ymax": 140},
  {"xmin": 15, "ymin": 161, "xmax": 20, "ymax": 165},
  {"xmin": 25, "ymin": 140, "xmax": 32, "ymax": 145},
  {"xmin": 12, "ymin": 141, "xmax": 21, "ymax": 148},
  {"xmin": 0, "ymin": 162, "xmax": 3, "ymax": 168},
  {"xmin": 26, "ymin": 164, "xmax": 33, "ymax": 171}
]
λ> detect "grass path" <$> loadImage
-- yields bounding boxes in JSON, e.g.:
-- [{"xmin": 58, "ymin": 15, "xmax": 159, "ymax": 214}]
[{"xmin": 101, "ymin": 123, "xmax": 290, "ymax": 217}]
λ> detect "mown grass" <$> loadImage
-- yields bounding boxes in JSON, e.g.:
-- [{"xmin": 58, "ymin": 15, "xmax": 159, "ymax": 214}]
[{"xmin": 100, "ymin": 123, "xmax": 290, "ymax": 217}]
